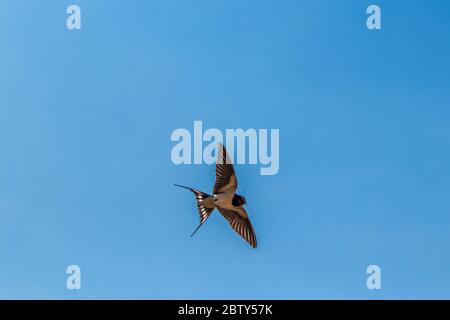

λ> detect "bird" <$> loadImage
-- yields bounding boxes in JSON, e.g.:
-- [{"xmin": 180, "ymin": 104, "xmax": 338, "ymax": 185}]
[{"xmin": 175, "ymin": 143, "xmax": 257, "ymax": 248}]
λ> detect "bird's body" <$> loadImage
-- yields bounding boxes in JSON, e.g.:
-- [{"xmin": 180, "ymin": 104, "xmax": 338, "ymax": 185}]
[
  {"xmin": 213, "ymin": 193, "xmax": 234, "ymax": 209},
  {"xmin": 175, "ymin": 144, "xmax": 257, "ymax": 248}
]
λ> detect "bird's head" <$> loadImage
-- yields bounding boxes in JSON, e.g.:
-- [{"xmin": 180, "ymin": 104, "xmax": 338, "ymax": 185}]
[{"xmin": 233, "ymin": 194, "xmax": 247, "ymax": 206}]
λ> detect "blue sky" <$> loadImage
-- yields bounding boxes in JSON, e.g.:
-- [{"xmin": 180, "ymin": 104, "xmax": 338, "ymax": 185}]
[{"xmin": 1, "ymin": 0, "xmax": 450, "ymax": 299}]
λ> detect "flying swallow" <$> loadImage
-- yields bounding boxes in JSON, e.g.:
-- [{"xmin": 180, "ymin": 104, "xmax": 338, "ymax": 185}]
[{"xmin": 175, "ymin": 144, "xmax": 257, "ymax": 248}]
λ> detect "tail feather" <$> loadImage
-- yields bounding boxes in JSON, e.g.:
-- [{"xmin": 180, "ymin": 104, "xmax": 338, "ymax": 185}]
[
  {"xmin": 190, "ymin": 223, "xmax": 203, "ymax": 237},
  {"xmin": 174, "ymin": 184, "xmax": 195, "ymax": 191},
  {"xmin": 174, "ymin": 184, "xmax": 215, "ymax": 236}
]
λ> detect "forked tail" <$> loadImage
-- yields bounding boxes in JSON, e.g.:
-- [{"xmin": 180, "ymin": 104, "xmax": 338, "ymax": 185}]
[{"xmin": 174, "ymin": 184, "xmax": 215, "ymax": 237}]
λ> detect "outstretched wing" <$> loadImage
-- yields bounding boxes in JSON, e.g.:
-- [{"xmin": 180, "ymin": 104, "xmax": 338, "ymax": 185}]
[
  {"xmin": 218, "ymin": 207, "xmax": 257, "ymax": 248},
  {"xmin": 213, "ymin": 144, "xmax": 238, "ymax": 194}
]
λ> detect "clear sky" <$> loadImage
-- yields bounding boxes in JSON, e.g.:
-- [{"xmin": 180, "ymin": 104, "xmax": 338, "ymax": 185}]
[{"xmin": 1, "ymin": 0, "xmax": 450, "ymax": 299}]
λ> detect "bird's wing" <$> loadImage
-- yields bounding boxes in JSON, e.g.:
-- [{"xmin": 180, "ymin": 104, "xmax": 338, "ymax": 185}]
[
  {"xmin": 213, "ymin": 144, "xmax": 238, "ymax": 194},
  {"xmin": 218, "ymin": 207, "xmax": 257, "ymax": 248}
]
